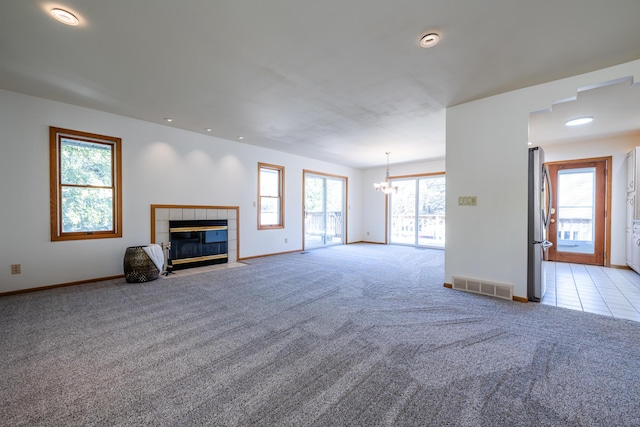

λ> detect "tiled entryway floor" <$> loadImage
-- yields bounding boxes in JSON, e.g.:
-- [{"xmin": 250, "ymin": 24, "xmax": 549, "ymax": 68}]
[{"xmin": 541, "ymin": 261, "xmax": 640, "ymax": 322}]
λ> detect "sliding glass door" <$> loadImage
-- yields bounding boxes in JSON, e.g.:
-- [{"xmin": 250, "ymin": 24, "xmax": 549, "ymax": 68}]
[
  {"xmin": 304, "ymin": 172, "xmax": 346, "ymax": 249},
  {"xmin": 389, "ymin": 174, "xmax": 445, "ymax": 248}
]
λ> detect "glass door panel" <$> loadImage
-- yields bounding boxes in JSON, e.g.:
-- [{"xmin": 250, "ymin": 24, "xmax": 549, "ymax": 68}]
[
  {"xmin": 390, "ymin": 175, "xmax": 445, "ymax": 247},
  {"xmin": 325, "ymin": 178, "xmax": 344, "ymax": 245},
  {"xmin": 390, "ymin": 180, "xmax": 416, "ymax": 244},
  {"xmin": 304, "ymin": 173, "xmax": 346, "ymax": 249},
  {"xmin": 418, "ymin": 176, "xmax": 446, "ymax": 247},
  {"xmin": 556, "ymin": 168, "xmax": 595, "ymax": 255},
  {"xmin": 304, "ymin": 175, "xmax": 324, "ymax": 249}
]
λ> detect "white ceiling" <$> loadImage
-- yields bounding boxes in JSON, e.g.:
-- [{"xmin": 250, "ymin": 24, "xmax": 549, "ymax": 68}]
[
  {"xmin": 529, "ymin": 77, "xmax": 640, "ymax": 146},
  {"xmin": 2, "ymin": 1, "xmax": 640, "ymax": 168}
]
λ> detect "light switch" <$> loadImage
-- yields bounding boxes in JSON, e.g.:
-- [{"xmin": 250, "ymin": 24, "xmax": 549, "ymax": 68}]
[{"xmin": 458, "ymin": 196, "xmax": 477, "ymax": 206}]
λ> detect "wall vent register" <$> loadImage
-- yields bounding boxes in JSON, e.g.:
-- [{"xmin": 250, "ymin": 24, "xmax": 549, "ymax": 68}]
[{"xmin": 451, "ymin": 275, "xmax": 513, "ymax": 300}]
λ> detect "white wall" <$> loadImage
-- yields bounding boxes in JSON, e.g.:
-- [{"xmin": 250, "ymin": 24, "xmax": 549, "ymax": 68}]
[
  {"xmin": 0, "ymin": 90, "xmax": 363, "ymax": 293},
  {"xmin": 5, "ymin": 60, "xmax": 640, "ymax": 296},
  {"xmin": 445, "ymin": 59, "xmax": 640, "ymax": 299},
  {"xmin": 361, "ymin": 159, "xmax": 446, "ymax": 243},
  {"xmin": 543, "ymin": 131, "xmax": 640, "ymax": 267}
]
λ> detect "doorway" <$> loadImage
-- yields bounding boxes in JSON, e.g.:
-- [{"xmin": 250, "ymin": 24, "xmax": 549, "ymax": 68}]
[
  {"xmin": 546, "ymin": 158, "xmax": 610, "ymax": 265},
  {"xmin": 303, "ymin": 171, "xmax": 347, "ymax": 249}
]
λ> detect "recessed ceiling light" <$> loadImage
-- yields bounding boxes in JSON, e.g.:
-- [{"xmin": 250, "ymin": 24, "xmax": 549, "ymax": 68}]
[
  {"xmin": 51, "ymin": 8, "xmax": 79, "ymax": 26},
  {"xmin": 164, "ymin": 118, "xmax": 173, "ymax": 122},
  {"xmin": 565, "ymin": 116, "xmax": 593, "ymax": 126},
  {"xmin": 238, "ymin": 136, "xmax": 244, "ymax": 140},
  {"xmin": 419, "ymin": 33, "xmax": 440, "ymax": 48},
  {"xmin": 205, "ymin": 128, "xmax": 212, "ymax": 132}
]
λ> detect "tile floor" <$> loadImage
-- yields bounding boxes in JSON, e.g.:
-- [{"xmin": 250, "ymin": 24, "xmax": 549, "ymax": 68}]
[
  {"xmin": 160, "ymin": 261, "xmax": 247, "ymax": 279},
  {"xmin": 541, "ymin": 261, "xmax": 640, "ymax": 322}
]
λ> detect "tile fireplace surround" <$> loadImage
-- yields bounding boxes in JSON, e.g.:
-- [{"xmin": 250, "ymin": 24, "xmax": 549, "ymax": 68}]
[{"xmin": 150, "ymin": 205, "xmax": 239, "ymax": 263}]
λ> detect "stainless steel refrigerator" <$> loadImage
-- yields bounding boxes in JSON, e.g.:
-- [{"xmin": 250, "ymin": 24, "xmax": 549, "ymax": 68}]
[{"xmin": 527, "ymin": 146, "xmax": 553, "ymax": 301}]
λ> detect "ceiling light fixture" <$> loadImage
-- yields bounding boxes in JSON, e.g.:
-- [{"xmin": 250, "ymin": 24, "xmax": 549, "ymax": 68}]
[
  {"xmin": 238, "ymin": 136, "xmax": 244, "ymax": 140},
  {"xmin": 419, "ymin": 32, "xmax": 440, "ymax": 48},
  {"xmin": 565, "ymin": 116, "xmax": 593, "ymax": 126},
  {"xmin": 164, "ymin": 118, "xmax": 173, "ymax": 122},
  {"xmin": 50, "ymin": 8, "xmax": 79, "ymax": 26},
  {"xmin": 373, "ymin": 152, "xmax": 399, "ymax": 194},
  {"xmin": 205, "ymin": 128, "xmax": 212, "ymax": 132}
]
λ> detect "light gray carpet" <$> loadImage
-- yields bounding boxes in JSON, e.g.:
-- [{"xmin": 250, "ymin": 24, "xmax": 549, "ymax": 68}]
[{"xmin": 1, "ymin": 243, "xmax": 639, "ymax": 426}]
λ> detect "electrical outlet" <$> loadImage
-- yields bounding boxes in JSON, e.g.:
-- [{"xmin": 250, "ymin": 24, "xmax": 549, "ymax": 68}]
[
  {"xmin": 367, "ymin": 231, "xmax": 370, "ymax": 236},
  {"xmin": 11, "ymin": 264, "xmax": 21, "ymax": 274},
  {"xmin": 285, "ymin": 238, "xmax": 288, "ymax": 243}
]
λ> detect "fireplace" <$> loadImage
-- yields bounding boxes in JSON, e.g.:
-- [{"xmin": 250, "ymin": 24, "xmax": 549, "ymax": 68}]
[{"xmin": 169, "ymin": 219, "xmax": 228, "ymax": 270}]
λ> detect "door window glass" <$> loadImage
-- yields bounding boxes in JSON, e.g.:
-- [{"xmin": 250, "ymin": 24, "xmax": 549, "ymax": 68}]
[{"xmin": 556, "ymin": 168, "xmax": 595, "ymax": 254}]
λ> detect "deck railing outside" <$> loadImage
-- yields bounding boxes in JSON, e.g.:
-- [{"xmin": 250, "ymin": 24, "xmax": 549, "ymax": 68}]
[
  {"xmin": 391, "ymin": 214, "xmax": 445, "ymax": 246},
  {"xmin": 305, "ymin": 211, "xmax": 343, "ymax": 239}
]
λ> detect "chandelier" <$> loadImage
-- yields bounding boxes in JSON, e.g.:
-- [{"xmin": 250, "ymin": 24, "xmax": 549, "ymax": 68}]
[{"xmin": 373, "ymin": 152, "xmax": 398, "ymax": 194}]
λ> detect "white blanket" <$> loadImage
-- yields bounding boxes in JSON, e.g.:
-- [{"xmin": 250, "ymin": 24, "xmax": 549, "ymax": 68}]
[{"xmin": 143, "ymin": 244, "xmax": 164, "ymax": 271}]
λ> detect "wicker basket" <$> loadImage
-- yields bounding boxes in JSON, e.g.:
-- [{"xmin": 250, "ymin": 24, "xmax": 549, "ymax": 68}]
[{"xmin": 123, "ymin": 246, "xmax": 160, "ymax": 283}]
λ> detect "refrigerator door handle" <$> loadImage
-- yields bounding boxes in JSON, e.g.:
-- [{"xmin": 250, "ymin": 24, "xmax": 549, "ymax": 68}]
[{"xmin": 542, "ymin": 164, "xmax": 553, "ymax": 228}]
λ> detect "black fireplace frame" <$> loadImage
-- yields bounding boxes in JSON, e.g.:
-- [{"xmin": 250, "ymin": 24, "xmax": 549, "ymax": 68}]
[{"xmin": 169, "ymin": 219, "xmax": 228, "ymax": 270}]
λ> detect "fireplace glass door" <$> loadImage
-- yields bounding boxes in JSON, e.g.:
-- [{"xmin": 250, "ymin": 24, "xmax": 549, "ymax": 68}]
[{"xmin": 304, "ymin": 173, "xmax": 346, "ymax": 249}]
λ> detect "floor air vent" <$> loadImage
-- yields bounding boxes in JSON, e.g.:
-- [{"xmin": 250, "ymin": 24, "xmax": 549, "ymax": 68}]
[{"xmin": 451, "ymin": 275, "xmax": 513, "ymax": 300}]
